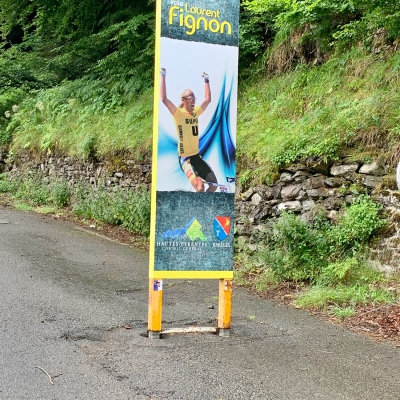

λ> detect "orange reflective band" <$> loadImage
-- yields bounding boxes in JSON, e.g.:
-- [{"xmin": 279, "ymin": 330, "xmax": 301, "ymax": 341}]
[{"xmin": 182, "ymin": 160, "xmax": 196, "ymax": 181}]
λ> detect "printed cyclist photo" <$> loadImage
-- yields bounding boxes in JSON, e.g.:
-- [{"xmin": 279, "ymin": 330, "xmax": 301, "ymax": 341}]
[
  {"xmin": 150, "ymin": 0, "xmax": 239, "ymax": 273},
  {"xmin": 156, "ymin": 37, "xmax": 237, "ymax": 193}
]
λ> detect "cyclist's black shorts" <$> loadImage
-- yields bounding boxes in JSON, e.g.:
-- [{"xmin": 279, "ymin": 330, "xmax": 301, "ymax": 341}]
[{"xmin": 179, "ymin": 153, "xmax": 213, "ymax": 180}]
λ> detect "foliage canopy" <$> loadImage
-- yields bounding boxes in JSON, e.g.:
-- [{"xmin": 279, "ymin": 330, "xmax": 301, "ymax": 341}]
[{"xmin": 0, "ymin": 0, "xmax": 400, "ymax": 167}]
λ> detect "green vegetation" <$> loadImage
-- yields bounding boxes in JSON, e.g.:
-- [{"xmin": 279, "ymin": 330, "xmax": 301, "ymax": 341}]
[
  {"xmin": 1, "ymin": 0, "xmax": 399, "ymax": 167},
  {"xmin": 235, "ymin": 195, "xmax": 394, "ymax": 314},
  {"xmin": 237, "ymin": 47, "xmax": 400, "ymax": 185},
  {"xmin": 260, "ymin": 196, "xmax": 385, "ymax": 282},
  {"xmin": 0, "ymin": 0, "xmax": 155, "ymax": 154},
  {"xmin": 6, "ymin": 83, "xmax": 154, "ymax": 158},
  {"xmin": 0, "ymin": 174, "xmax": 72, "ymax": 208},
  {"xmin": 73, "ymin": 183, "xmax": 150, "ymax": 236},
  {"xmin": 0, "ymin": 174, "xmax": 150, "ymax": 236},
  {"xmin": 296, "ymin": 284, "xmax": 395, "ymax": 311},
  {"xmin": 1, "ymin": 0, "xmax": 400, "ymax": 311}
]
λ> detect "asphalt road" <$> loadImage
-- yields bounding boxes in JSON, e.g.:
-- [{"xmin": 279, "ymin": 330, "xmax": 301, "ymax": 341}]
[{"xmin": 0, "ymin": 206, "xmax": 399, "ymax": 400}]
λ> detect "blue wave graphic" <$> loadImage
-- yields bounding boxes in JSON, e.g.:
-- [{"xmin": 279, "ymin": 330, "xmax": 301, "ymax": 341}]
[
  {"xmin": 199, "ymin": 76, "xmax": 236, "ymax": 177},
  {"xmin": 157, "ymin": 126, "xmax": 177, "ymax": 155}
]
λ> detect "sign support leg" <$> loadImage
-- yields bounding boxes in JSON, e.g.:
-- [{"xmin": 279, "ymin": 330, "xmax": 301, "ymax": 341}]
[
  {"xmin": 218, "ymin": 279, "xmax": 232, "ymax": 337},
  {"xmin": 148, "ymin": 279, "xmax": 163, "ymax": 339}
]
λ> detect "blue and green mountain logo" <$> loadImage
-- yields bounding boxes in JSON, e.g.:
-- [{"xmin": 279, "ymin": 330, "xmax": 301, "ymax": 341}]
[{"xmin": 161, "ymin": 217, "xmax": 206, "ymax": 241}]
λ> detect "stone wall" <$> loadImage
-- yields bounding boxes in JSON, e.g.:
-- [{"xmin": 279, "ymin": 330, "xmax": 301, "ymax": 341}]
[
  {"xmin": 235, "ymin": 159, "xmax": 400, "ymax": 274},
  {"xmin": 2, "ymin": 152, "xmax": 400, "ymax": 273},
  {"xmin": 236, "ymin": 160, "xmax": 386, "ymax": 238},
  {"xmin": 5, "ymin": 152, "xmax": 151, "ymax": 189}
]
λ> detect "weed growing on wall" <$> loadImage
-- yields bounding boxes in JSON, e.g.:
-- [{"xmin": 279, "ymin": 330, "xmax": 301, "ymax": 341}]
[
  {"xmin": 260, "ymin": 211, "xmax": 331, "ymax": 282},
  {"xmin": 329, "ymin": 195, "xmax": 386, "ymax": 256},
  {"xmin": 251, "ymin": 195, "xmax": 394, "ymax": 310},
  {"xmin": 259, "ymin": 195, "xmax": 385, "ymax": 282}
]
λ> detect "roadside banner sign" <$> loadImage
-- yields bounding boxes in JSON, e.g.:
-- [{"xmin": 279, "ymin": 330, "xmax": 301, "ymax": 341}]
[{"xmin": 149, "ymin": 0, "xmax": 240, "ymax": 280}]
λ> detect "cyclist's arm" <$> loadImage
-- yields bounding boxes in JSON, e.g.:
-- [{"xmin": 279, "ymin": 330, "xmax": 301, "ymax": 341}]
[
  {"xmin": 160, "ymin": 69, "xmax": 177, "ymax": 115},
  {"xmin": 200, "ymin": 74, "xmax": 211, "ymax": 112}
]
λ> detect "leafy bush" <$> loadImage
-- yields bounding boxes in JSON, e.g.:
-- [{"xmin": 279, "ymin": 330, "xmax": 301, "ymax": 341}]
[
  {"xmin": 50, "ymin": 180, "xmax": 71, "ymax": 207},
  {"xmin": 316, "ymin": 257, "xmax": 359, "ymax": 287},
  {"xmin": 260, "ymin": 211, "xmax": 330, "ymax": 281},
  {"xmin": 73, "ymin": 185, "xmax": 118, "ymax": 225},
  {"xmin": 73, "ymin": 184, "xmax": 150, "ymax": 236},
  {"xmin": 259, "ymin": 195, "xmax": 386, "ymax": 283},
  {"xmin": 14, "ymin": 176, "xmax": 50, "ymax": 206},
  {"xmin": 0, "ymin": 174, "xmax": 71, "ymax": 208},
  {"xmin": 0, "ymin": 174, "xmax": 19, "ymax": 193},
  {"xmin": 329, "ymin": 195, "xmax": 386, "ymax": 256},
  {"xmin": 116, "ymin": 188, "xmax": 151, "ymax": 236}
]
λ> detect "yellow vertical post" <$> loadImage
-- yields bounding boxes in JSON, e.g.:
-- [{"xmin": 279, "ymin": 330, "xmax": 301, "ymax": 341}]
[
  {"xmin": 148, "ymin": 279, "xmax": 163, "ymax": 339},
  {"xmin": 218, "ymin": 279, "xmax": 232, "ymax": 337}
]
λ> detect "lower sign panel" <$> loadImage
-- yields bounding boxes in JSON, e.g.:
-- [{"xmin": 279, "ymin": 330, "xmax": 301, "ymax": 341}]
[{"xmin": 153, "ymin": 191, "xmax": 234, "ymax": 272}]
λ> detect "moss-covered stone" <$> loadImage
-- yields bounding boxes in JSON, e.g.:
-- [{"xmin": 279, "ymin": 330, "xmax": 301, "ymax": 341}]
[
  {"xmin": 380, "ymin": 174, "xmax": 397, "ymax": 190},
  {"xmin": 390, "ymin": 211, "xmax": 400, "ymax": 223},
  {"xmin": 375, "ymin": 222, "xmax": 397, "ymax": 238}
]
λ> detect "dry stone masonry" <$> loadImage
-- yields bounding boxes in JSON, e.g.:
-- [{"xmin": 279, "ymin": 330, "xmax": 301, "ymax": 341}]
[{"xmin": 5, "ymin": 152, "xmax": 151, "ymax": 190}]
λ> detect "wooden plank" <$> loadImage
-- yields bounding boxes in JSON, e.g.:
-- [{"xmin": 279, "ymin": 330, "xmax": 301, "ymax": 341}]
[
  {"xmin": 148, "ymin": 279, "xmax": 163, "ymax": 334},
  {"xmin": 218, "ymin": 279, "xmax": 232, "ymax": 330},
  {"xmin": 162, "ymin": 327, "xmax": 217, "ymax": 335}
]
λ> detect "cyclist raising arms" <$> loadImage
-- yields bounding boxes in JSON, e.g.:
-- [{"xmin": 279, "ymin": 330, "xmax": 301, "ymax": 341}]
[{"xmin": 160, "ymin": 68, "xmax": 218, "ymax": 192}]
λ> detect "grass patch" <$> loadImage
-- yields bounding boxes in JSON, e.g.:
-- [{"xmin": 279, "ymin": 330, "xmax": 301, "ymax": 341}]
[
  {"xmin": 330, "ymin": 306, "xmax": 355, "ymax": 320},
  {"xmin": 237, "ymin": 48, "xmax": 400, "ymax": 185},
  {"xmin": 73, "ymin": 184, "xmax": 150, "ymax": 236},
  {"xmin": 13, "ymin": 203, "xmax": 34, "ymax": 211},
  {"xmin": 295, "ymin": 285, "xmax": 396, "ymax": 310},
  {"xmin": 8, "ymin": 82, "xmax": 153, "ymax": 159}
]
